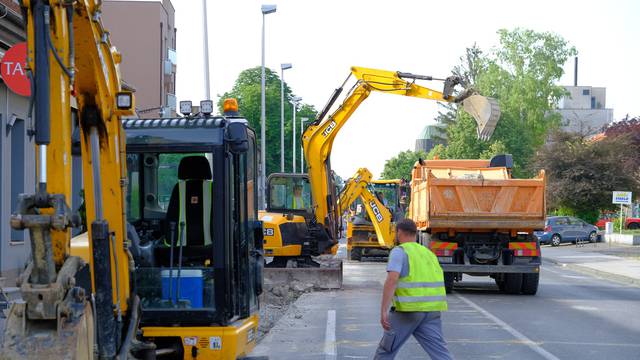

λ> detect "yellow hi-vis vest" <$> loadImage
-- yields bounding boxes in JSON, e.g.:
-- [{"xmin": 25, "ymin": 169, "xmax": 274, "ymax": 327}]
[
  {"xmin": 292, "ymin": 195, "xmax": 305, "ymax": 209},
  {"xmin": 178, "ymin": 179, "xmax": 212, "ymax": 246},
  {"xmin": 393, "ymin": 242, "xmax": 448, "ymax": 312}
]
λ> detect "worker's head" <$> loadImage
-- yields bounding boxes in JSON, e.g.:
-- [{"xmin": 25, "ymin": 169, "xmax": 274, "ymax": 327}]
[
  {"xmin": 293, "ymin": 185, "xmax": 302, "ymax": 196},
  {"xmin": 395, "ymin": 218, "xmax": 417, "ymax": 244}
]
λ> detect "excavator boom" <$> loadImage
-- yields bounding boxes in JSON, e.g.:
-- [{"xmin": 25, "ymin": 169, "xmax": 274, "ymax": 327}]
[{"xmin": 303, "ymin": 66, "xmax": 501, "ymax": 244}]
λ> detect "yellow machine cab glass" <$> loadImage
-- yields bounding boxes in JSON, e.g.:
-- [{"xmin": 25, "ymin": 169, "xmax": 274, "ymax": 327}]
[
  {"xmin": 268, "ymin": 175, "xmax": 312, "ymax": 211},
  {"xmin": 126, "ymin": 152, "xmax": 217, "ymax": 311}
]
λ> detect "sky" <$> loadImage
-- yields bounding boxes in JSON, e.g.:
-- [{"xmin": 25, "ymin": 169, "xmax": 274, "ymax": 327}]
[{"xmin": 173, "ymin": 0, "xmax": 640, "ymax": 178}]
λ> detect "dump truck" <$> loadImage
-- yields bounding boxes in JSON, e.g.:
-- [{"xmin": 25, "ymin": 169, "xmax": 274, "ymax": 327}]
[{"xmin": 409, "ymin": 155, "xmax": 545, "ymax": 295}]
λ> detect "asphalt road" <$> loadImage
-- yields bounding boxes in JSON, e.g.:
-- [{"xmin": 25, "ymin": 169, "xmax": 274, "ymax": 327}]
[{"xmin": 254, "ymin": 258, "xmax": 640, "ymax": 359}]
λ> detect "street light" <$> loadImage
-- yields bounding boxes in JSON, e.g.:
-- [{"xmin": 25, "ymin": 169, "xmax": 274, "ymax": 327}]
[
  {"xmin": 300, "ymin": 117, "xmax": 308, "ymax": 173},
  {"xmin": 291, "ymin": 96, "xmax": 302, "ymax": 173},
  {"xmin": 280, "ymin": 63, "xmax": 292, "ymax": 172},
  {"xmin": 260, "ymin": 4, "xmax": 276, "ymax": 209}
]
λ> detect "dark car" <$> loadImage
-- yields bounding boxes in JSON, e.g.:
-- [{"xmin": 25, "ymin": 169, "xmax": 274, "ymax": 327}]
[{"xmin": 535, "ymin": 216, "xmax": 599, "ymax": 246}]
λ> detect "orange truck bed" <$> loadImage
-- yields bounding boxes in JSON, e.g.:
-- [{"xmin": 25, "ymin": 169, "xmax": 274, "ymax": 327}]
[{"xmin": 409, "ymin": 160, "xmax": 546, "ymax": 233}]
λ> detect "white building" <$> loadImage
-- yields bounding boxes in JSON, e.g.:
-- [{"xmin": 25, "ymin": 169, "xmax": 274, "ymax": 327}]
[{"xmin": 558, "ymin": 86, "xmax": 613, "ymax": 135}]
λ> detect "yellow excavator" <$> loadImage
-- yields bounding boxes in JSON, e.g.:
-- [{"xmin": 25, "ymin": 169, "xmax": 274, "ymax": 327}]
[
  {"xmin": 344, "ymin": 175, "xmax": 410, "ymax": 261},
  {"xmin": 2, "ymin": 1, "xmax": 263, "ymax": 359},
  {"xmin": 261, "ymin": 66, "xmax": 500, "ymax": 267}
]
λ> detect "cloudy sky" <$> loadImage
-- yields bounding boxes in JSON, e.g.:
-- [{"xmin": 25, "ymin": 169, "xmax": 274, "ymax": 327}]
[{"xmin": 173, "ymin": 0, "xmax": 639, "ymax": 178}]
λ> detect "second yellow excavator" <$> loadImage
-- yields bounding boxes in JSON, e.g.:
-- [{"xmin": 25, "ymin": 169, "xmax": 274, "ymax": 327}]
[{"xmin": 261, "ymin": 66, "xmax": 500, "ymax": 267}]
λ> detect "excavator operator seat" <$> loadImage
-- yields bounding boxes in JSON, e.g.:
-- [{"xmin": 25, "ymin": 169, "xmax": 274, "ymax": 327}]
[{"xmin": 165, "ymin": 156, "xmax": 213, "ymax": 247}]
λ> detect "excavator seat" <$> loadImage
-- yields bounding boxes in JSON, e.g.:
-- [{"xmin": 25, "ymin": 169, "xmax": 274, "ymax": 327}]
[{"xmin": 156, "ymin": 156, "xmax": 213, "ymax": 265}]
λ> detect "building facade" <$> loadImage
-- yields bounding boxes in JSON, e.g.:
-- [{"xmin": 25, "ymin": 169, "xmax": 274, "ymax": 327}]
[
  {"xmin": 558, "ymin": 86, "xmax": 613, "ymax": 135},
  {"xmin": 0, "ymin": 0, "xmax": 34, "ymax": 281},
  {"xmin": 102, "ymin": 0, "xmax": 177, "ymax": 118}
]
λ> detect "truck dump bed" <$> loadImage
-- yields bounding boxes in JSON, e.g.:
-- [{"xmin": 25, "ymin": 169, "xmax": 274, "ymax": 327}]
[{"xmin": 409, "ymin": 160, "xmax": 546, "ymax": 232}]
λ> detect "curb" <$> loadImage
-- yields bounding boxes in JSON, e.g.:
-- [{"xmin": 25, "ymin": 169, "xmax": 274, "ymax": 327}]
[{"xmin": 542, "ymin": 258, "xmax": 640, "ymax": 287}]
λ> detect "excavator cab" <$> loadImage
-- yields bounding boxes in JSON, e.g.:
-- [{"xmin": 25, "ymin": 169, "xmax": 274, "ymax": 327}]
[
  {"xmin": 122, "ymin": 114, "xmax": 264, "ymax": 358},
  {"xmin": 261, "ymin": 173, "xmax": 335, "ymax": 267}
]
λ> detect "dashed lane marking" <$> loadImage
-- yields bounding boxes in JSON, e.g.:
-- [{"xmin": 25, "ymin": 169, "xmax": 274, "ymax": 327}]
[
  {"xmin": 456, "ymin": 294, "xmax": 561, "ymax": 360},
  {"xmin": 324, "ymin": 309, "xmax": 337, "ymax": 360}
]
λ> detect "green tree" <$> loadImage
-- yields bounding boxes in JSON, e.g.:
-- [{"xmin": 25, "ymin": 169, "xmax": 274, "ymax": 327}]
[
  {"xmin": 218, "ymin": 67, "xmax": 317, "ymax": 176},
  {"xmin": 444, "ymin": 29, "xmax": 576, "ymax": 176},
  {"xmin": 380, "ymin": 150, "xmax": 427, "ymax": 180},
  {"xmin": 533, "ymin": 132, "xmax": 639, "ymax": 224}
]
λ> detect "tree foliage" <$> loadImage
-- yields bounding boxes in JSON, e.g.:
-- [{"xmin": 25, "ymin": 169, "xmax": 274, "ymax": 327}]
[
  {"xmin": 218, "ymin": 67, "xmax": 317, "ymax": 176},
  {"xmin": 443, "ymin": 29, "xmax": 576, "ymax": 176},
  {"xmin": 380, "ymin": 150, "xmax": 427, "ymax": 180},
  {"xmin": 533, "ymin": 132, "xmax": 639, "ymax": 223}
]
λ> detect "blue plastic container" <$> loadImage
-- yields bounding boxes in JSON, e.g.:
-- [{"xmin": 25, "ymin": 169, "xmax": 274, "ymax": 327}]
[{"xmin": 161, "ymin": 269, "xmax": 203, "ymax": 308}]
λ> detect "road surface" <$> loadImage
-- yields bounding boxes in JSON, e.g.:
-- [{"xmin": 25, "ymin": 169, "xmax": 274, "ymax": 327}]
[{"xmin": 254, "ymin": 257, "xmax": 640, "ymax": 359}]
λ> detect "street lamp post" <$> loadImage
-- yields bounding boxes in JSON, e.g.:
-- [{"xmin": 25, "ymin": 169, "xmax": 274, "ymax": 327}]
[
  {"xmin": 300, "ymin": 117, "xmax": 308, "ymax": 173},
  {"xmin": 260, "ymin": 4, "xmax": 276, "ymax": 208},
  {"xmin": 291, "ymin": 96, "xmax": 302, "ymax": 173},
  {"xmin": 280, "ymin": 63, "xmax": 292, "ymax": 172}
]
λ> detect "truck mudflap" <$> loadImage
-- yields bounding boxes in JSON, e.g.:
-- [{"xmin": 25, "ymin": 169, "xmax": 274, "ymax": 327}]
[{"xmin": 441, "ymin": 264, "xmax": 540, "ymax": 274}]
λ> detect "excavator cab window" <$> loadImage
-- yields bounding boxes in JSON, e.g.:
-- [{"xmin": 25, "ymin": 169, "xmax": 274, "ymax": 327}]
[
  {"xmin": 267, "ymin": 175, "xmax": 312, "ymax": 213},
  {"xmin": 122, "ymin": 117, "xmax": 262, "ymax": 327}
]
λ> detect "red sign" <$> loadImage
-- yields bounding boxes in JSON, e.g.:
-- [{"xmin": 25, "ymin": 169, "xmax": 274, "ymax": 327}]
[{"xmin": 0, "ymin": 42, "xmax": 30, "ymax": 97}]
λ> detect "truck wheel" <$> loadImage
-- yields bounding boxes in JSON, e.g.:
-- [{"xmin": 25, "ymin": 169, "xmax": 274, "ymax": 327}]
[
  {"xmin": 444, "ymin": 273, "xmax": 455, "ymax": 294},
  {"xmin": 628, "ymin": 222, "xmax": 639, "ymax": 230},
  {"xmin": 504, "ymin": 273, "xmax": 522, "ymax": 294},
  {"xmin": 521, "ymin": 273, "xmax": 539, "ymax": 295}
]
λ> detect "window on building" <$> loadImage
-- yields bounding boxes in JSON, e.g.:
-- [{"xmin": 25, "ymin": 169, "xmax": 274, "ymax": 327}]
[
  {"xmin": 591, "ymin": 96, "xmax": 596, "ymax": 109},
  {"xmin": 582, "ymin": 89, "xmax": 590, "ymax": 96},
  {"xmin": 10, "ymin": 117, "xmax": 25, "ymax": 243}
]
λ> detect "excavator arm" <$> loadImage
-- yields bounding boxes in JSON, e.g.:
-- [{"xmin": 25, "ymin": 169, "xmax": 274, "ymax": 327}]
[
  {"xmin": 3, "ymin": 1, "xmax": 135, "ymax": 358},
  {"xmin": 302, "ymin": 66, "xmax": 500, "ymax": 243},
  {"xmin": 337, "ymin": 168, "xmax": 396, "ymax": 249}
]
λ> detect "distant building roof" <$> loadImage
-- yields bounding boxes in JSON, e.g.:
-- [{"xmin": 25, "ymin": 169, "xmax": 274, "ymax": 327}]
[{"xmin": 418, "ymin": 124, "xmax": 446, "ymax": 140}]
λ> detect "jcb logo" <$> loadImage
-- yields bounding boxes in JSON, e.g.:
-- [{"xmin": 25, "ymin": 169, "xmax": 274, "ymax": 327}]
[
  {"xmin": 369, "ymin": 201, "xmax": 384, "ymax": 222},
  {"xmin": 322, "ymin": 120, "xmax": 337, "ymax": 137}
]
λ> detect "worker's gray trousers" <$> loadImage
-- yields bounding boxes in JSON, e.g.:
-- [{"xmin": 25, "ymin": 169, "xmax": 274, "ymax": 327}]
[{"xmin": 374, "ymin": 311, "xmax": 453, "ymax": 360}]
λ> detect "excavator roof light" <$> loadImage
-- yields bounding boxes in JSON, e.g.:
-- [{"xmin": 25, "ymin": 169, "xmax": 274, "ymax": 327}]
[
  {"xmin": 223, "ymin": 98, "xmax": 239, "ymax": 115},
  {"xmin": 200, "ymin": 100, "xmax": 214, "ymax": 115},
  {"xmin": 179, "ymin": 100, "xmax": 192, "ymax": 116}
]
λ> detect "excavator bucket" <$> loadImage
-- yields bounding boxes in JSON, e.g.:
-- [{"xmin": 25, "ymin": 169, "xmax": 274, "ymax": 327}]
[{"xmin": 461, "ymin": 95, "xmax": 501, "ymax": 141}]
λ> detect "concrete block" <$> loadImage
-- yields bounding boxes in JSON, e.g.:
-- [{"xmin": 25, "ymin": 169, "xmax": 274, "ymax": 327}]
[
  {"xmin": 264, "ymin": 261, "xmax": 343, "ymax": 290},
  {"xmin": 605, "ymin": 233, "xmax": 640, "ymax": 245}
]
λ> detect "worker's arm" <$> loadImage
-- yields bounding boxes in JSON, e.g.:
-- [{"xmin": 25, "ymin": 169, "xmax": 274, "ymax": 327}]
[{"xmin": 380, "ymin": 271, "xmax": 400, "ymax": 331}]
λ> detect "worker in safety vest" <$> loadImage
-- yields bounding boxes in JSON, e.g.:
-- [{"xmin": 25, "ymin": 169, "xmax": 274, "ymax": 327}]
[
  {"xmin": 291, "ymin": 184, "xmax": 306, "ymax": 209},
  {"xmin": 374, "ymin": 218, "xmax": 452, "ymax": 360}
]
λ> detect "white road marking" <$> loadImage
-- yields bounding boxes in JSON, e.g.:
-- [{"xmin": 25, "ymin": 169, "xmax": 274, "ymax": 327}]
[
  {"xmin": 456, "ymin": 295, "xmax": 561, "ymax": 360},
  {"xmin": 324, "ymin": 309, "xmax": 337, "ymax": 360}
]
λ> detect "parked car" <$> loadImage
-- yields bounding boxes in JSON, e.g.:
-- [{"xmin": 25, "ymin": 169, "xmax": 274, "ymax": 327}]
[
  {"xmin": 535, "ymin": 216, "xmax": 599, "ymax": 246},
  {"xmin": 595, "ymin": 213, "xmax": 640, "ymax": 230}
]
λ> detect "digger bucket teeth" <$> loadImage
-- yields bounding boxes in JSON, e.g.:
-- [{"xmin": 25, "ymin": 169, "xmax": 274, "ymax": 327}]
[{"xmin": 461, "ymin": 95, "xmax": 501, "ymax": 141}]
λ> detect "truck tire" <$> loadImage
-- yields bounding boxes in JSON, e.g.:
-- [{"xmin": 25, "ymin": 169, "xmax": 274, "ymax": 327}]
[
  {"xmin": 444, "ymin": 272, "xmax": 455, "ymax": 294},
  {"xmin": 628, "ymin": 222, "xmax": 639, "ymax": 230},
  {"xmin": 521, "ymin": 273, "xmax": 539, "ymax": 295},
  {"xmin": 504, "ymin": 273, "xmax": 522, "ymax": 294}
]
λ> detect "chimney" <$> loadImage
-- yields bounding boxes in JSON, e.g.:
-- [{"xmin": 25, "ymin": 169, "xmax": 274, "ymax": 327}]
[{"xmin": 574, "ymin": 57, "xmax": 578, "ymax": 87}]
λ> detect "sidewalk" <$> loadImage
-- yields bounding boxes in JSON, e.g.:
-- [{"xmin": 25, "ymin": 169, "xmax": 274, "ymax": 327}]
[{"xmin": 542, "ymin": 244, "xmax": 640, "ymax": 286}]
